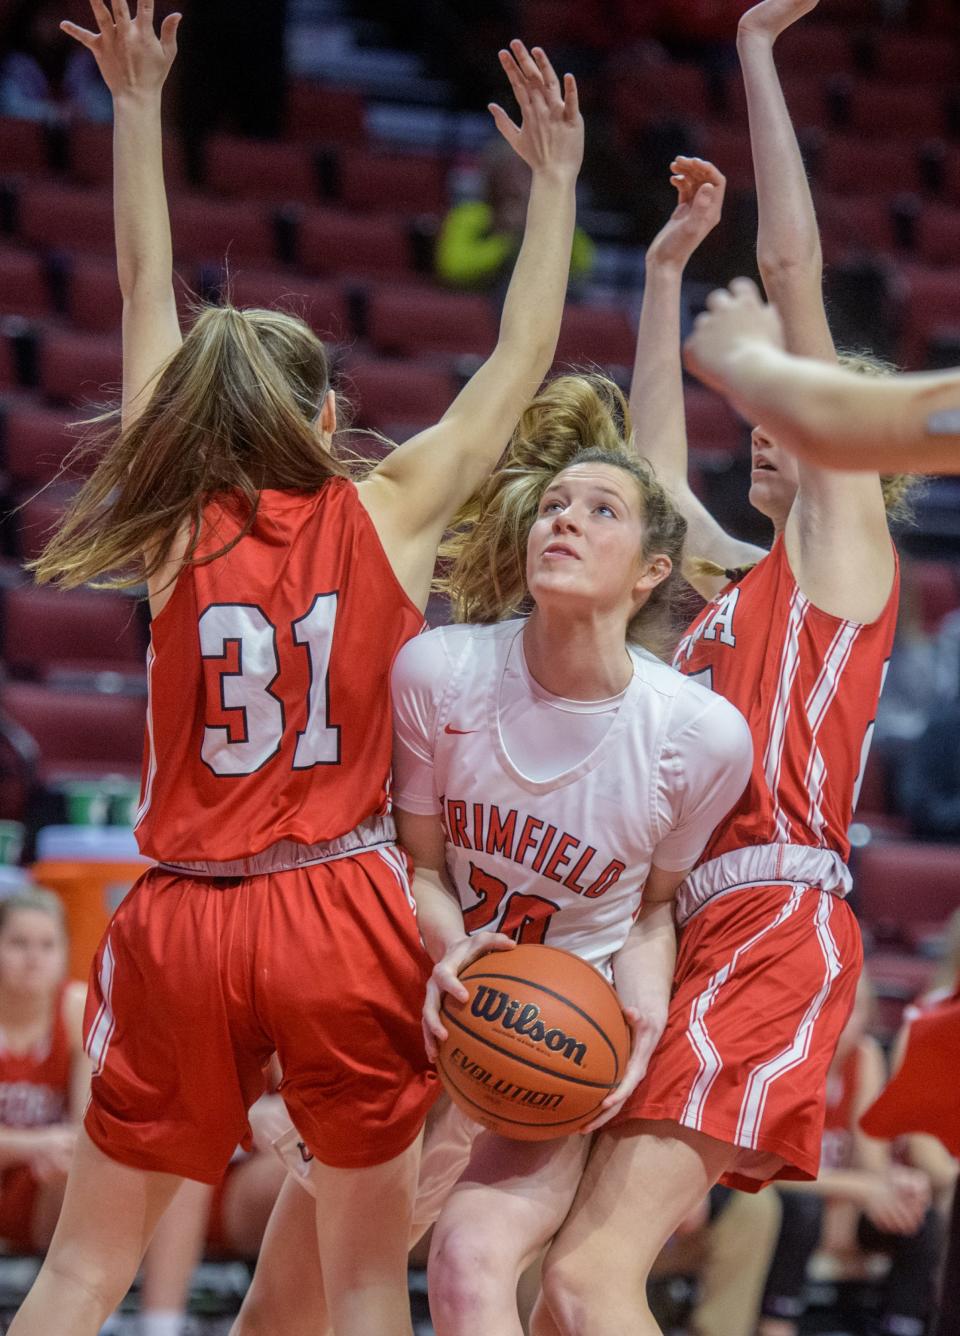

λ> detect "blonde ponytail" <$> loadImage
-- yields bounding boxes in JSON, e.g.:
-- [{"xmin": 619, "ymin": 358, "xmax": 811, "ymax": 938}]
[
  {"xmin": 32, "ymin": 305, "xmax": 349, "ymax": 590},
  {"xmin": 443, "ymin": 373, "xmax": 689, "ymax": 659}
]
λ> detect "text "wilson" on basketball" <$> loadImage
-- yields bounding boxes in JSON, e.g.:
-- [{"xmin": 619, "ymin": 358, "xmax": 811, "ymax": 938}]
[{"xmin": 470, "ymin": 987, "xmax": 588, "ymax": 1066}]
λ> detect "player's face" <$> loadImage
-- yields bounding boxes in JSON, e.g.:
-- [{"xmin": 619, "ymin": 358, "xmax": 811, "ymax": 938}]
[
  {"xmin": 0, "ymin": 910, "xmax": 66, "ymax": 997},
  {"xmin": 749, "ymin": 426, "xmax": 800, "ymax": 528},
  {"xmin": 527, "ymin": 463, "xmax": 656, "ymax": 620}
]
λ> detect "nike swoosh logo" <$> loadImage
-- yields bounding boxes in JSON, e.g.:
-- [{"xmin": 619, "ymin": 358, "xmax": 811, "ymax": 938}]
[{"xmin": 444, "ymin": 724, "xmax": 477, "ymax": 735}]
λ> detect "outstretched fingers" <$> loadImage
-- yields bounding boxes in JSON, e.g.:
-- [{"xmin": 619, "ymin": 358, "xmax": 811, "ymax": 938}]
[
  {"xmin": 561, "ymin": 71, "xmax": 580, "ymax": 123},
  {"xmin": 60, "ymin": 20, "xmax": 99, "ymax": 49},
  {"xmin": 87, "ymin": 0, "xmax": 115, "ymax": 31}
]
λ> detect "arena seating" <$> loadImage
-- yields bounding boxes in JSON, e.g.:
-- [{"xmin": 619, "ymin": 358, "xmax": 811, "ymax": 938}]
[{"xmin": 0, "ymin": 2, "xmax": 957, "ymax": 1027}]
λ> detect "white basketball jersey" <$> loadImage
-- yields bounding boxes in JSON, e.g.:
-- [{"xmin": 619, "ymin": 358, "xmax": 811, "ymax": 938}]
[{"xmin": 392, "ymin": 620, "xmax": 753, "ymax": 978}]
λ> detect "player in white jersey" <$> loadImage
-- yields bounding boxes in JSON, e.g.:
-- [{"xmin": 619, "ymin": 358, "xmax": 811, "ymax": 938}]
[
  {"xmin": 397, "ymin": 375, "xmax": 752, "ymax": 1336},
  {"xmin": 241, "ymin": 373, "xmax": 752, "ymax": 1336}
]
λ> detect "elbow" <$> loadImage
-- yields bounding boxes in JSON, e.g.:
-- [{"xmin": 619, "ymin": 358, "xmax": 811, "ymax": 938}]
[{"xmin": 757, "ymin": 247, "xmax": 823, "ymax": 292}]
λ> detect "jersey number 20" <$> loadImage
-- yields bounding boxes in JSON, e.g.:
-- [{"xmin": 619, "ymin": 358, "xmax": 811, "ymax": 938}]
[{"xmin": 199, "ymin": 597, "xmax": 339, "ymax": 776}]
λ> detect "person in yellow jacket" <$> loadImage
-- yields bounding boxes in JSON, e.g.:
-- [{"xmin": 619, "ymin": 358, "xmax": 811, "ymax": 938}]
[{"xmin": 437, "ymin": 139, "xmax": 594, "ymax": 290}]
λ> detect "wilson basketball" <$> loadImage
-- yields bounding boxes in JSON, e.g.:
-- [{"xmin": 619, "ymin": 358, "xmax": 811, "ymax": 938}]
[{"xmin": 437, "ymin": 943, "xmax": 631, "ymax": 1141}]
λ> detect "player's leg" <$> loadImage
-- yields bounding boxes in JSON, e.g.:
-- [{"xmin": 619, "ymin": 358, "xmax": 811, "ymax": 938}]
[
  {"xmin": 534, "ymin": 1119, "xmax": 736, "ymax": 1336},
  {"xmin": 218, "ymin": 1151, "xmax": 287, "ymax": 1257},
  {"xmin": 308, "ymin": 1133, "xmax": 423, "ymax": 1336},
  {"xmin": 231, "ymin": 1175, "xmax": 330, "ymax": 1336},
  {"xmin": 9, "ymin": 1128, "xmax": 183, "ymax": 1336},
  {"xmin": 139, "ymin": 1179, "xmax": 214, "ymax": 1336},
  {"xmin": 429, "ymin": 1130, "xmax": 590, "ymax": 1336}
]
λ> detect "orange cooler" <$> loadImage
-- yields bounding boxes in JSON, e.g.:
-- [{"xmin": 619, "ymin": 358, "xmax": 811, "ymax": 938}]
[{"xmin": 31, "ymin": 827, "xmax": 151, "ymax": 981}]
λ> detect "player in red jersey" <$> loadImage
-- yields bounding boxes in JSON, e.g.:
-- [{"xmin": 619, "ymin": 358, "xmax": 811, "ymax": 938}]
[
  {"xmin": 0, "ymin": 890, "xmax": 90, "ymax": 1255},
  {"xmin": 10, "ymin": 5, "xmax": 583, "ymax": 1335},
  {"xmin": 534, "ymin": 3, "xmax": 909, "ymax": 1332}
]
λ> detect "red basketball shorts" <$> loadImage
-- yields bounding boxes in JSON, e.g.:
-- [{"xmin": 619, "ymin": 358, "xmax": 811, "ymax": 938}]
[
  {"xmin": 83, "ymin": 849, "xmax": 439, "ymax": 1182},
  {"xmin": 617, "ymin": 883, "xmax": 862, "ymax": 1191}
]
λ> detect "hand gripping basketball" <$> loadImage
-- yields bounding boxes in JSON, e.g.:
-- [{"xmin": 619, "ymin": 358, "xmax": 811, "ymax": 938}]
[
  {"xmin": 423, "ymin": 931, "xmax": 516, "ymax": 1063},
  {"xmin": 436, "ymin": 943, "xmax": 631, "ymax": 1141}
]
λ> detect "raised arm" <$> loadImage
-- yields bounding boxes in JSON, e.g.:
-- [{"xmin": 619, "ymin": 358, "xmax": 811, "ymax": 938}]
[
  {"xmin": 358, "ymin": 41, "xmax": 582, "ymax": 605},
  {"xmin": 63, "ymin": 0, "xmax": 183, "ymax": 431},
  {"xmin": 737, "ymin": 0, "xmax": 894, "ymax": 622},
  {"xmin": 633, "ymin": 156, "xmax": 767, "ymax": 601},
  {"xmin": 685, "ymin": 284, "xmax": 960, "ymax": 474}
]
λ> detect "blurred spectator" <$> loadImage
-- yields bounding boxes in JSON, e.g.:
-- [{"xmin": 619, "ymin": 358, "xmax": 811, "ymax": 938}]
[
  {"xmin": 0, "ymin": 888, "xmax": 90, "ymax": 1254},
  {"xmin": 0, "ymin": 0, "xmax": 111, "ymax": 123},
  {"xmin": 437, "ymin": 140, "xmax": 594, "ymax": 291},
  {"xmin": 758, "ymin": 976, "xmax": 941, "ymax": 1336},
  {"xmin": 875, "ymin": 558, "xmax": 939, "ymax": 748}
]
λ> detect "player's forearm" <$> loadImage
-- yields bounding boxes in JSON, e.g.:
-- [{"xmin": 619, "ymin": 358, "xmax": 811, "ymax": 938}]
[
  {"xmin": 411, "ymin": 865, "xmax": 468, "ymax": 963},
  {"xmin": 630, "ymin": 261, "xmax": 690, "ymax": 486},
  {"xmin": 612, "ymin": 898, "xmax": 676, "ymax": 1025},
  {"xmin": 497, "ymin": 168, "xmax": 577, "ymax": 371},
  {"xmin": 0, "ymin": 1128, "xmax": 42, "ymax": 1168},
  {"xmin": 737, "ymin": 29, "xmax": 821, "ymax": 284},
  {"xmin": 113, "ymin": 91, "xmax": 173, "ymax": 300}
]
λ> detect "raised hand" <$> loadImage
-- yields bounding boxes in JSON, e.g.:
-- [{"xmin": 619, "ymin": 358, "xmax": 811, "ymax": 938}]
[
  {"xmin": 646, "ymin": 156, "xmax": 726, "ymax": 272},
  {"xmin": 738, "ymin": 0, "xmax": 821, "ymax": 43},
  {"xmin": 489, "ymin": 40, "xmax": 583, "ymax": 179},
  {"xmin": 683, "ymin": 277, "xmax": 786, "ymax": 396},
  {"xmin": 61, "ymin": 0, "xmax": 181, "ymax": 100}
]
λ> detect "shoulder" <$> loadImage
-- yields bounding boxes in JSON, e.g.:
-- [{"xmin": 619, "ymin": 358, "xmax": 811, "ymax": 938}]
[
  {"xmin": 393, "ymin": 621, "xmax": 506, "ymax": 693},
  {"xmin": 665, "ymin": 670, "xmax": 753, "ymax": 761}
]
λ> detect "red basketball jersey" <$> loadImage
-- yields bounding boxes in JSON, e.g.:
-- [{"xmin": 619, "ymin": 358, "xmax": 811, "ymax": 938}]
[
  {"xmin": 0, "ymin": 988, "xmax": 71, "ymax": 1128},
  {"xmin": 135, "ymin": 481, "xmax": 423, "ymax": 864},
  {"xmin": 821, "ymin": 1043, "xmax": 860, "ymax": 1170},
  {"xmin": 672, "ymin": 538, "xmax": 898, "ymax": 906}
]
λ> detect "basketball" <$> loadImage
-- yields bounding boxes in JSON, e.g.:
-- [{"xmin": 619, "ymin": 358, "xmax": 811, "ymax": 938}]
[{"xmin": 436, "ymin": 943, "xmax": 631, "ymax": 1141}]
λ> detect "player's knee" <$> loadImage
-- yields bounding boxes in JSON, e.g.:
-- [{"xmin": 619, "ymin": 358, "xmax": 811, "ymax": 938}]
[
  {"xmin": 428, "ymin": 1220, "xmax": 513, "ymax": 1324},
  {"xmin": 541, "ymin": 1245, "xmax": 637, "ymax": 1334},
  {"xmin": 540, "ymin": 1249, "xmax": 592, "ymax": 1336},
  {"xmin": 41, "ymin": 1244, "xmax": 129, "ymax": 1322}
]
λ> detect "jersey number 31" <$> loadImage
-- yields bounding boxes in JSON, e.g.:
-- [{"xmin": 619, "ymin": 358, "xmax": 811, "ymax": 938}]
[{"xmin": 199, "ymin": 597, "xmax": 339, "ymax": 777}]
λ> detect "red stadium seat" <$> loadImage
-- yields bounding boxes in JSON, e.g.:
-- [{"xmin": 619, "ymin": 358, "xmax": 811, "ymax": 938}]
[
  {"xmin": 683, "ymin": 384, "xmax": 745, "ymax": 456},
  {"xmin": 0, "ymin": 244, "xmax": 51, "ymax": 319},
  {"xmin": 854, "ymin": 841, "xmax": 960, "ymax": 945},
  {"xmin": 915, "ymin": 202, "xmax": 960, "ymax": 268},
  {"xmin": 0, "ymin": 116, "xmax": 49, "ymax": 176},
  {"xmin": 611, "ymin": 61, "xmax": 713, "ymax": 139},
  {"xmin": 344, "ymin": 357, "xmax": 456, "ymax": 433},
  {"xmin": 18, "ymin": 183, "xmax": 116, "ymax": 256},
  {"xmin": 13, "ymin": 489, "xmax": 74, "ymax": 563},
  {"xmin": 519, "ymin": 0, "xmax": 610, "ymax": 49},
  {"xmin": 816, "ymin": 194, "xmax": 896, "ymax": 263},
  {"xmin": 168, "ymin": 195, "xmax": 278, "ymax": 267},
  {"xmin": 695, "ymin": 124, "xmax": 755, "ymax": 192},
  {"xmin": 554, "ymin": 304, "xmax": 635, "ymax": 370},
  {"xmin": 338, "ymin": 149, "xmax": 448, "ymax": 217},
  {"xmin": 206, "ymin": 135, "xmax": 318, "ymax": 203},
  {"xmin": 69, "ymin": 120, "xmax": 187, "ymax": 189},
  {"xmin": 768, "ymin": 23, "xmax": 853, "ymax": 77},
  {"xmin": 871, "ymin": 33, "xmax": 959, "ymax": 86},
  {"xmin": 224, "ymin": 270, "xmax": 350, "ymax": 342},
  {"xmin": 0, "ymin": 331, "xmax": 16, "ymax": 389},
  {"xmin": 817, "ymin": 137, "xmax": 919, "ymax": 197},
  {"xmin": 1, "ymin": 585, "xmax": 146, "ymax": 679},
  {"xmin": 914, "ymin": 559, "xmax": 960, "ymax": 632},
  {"xmin": 285, "ymin": 81, "xmax": 366, "ymax": 145},
  {"xmin": 845, "ymin": 84, "xmax": 945, "ymax": 141},
  {"xmin": 2, "ymin": 402, "xmax": 78, "ymax": 487},
  {"xmin": 0, "ymin": 681, "xmax": 145, "ymax": 782},
  {"xmin": 897, "ymin": 266, "xmax": 960, "ymax": 369},
  {"xmin": 366, "ymin": 284, "xmax": 497, "ymax": 359},
  {"xmin": 39, "ymin": 330, "xmax": 122, "ymax": 407},
  {"xmin": 66, "ymin": 257, "xmax": 199, "ymax": 335},
  {"xmin": 299, "ymin": 208, "xmax": 413, "ymax": 278}
]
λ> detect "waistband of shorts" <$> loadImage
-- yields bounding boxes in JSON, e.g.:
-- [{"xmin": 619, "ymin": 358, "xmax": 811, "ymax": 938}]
[
  {"xmin": 156, "ymin": 813, "xmax": 399, "ymax": 878},
  {"xmin": 675, "ymin": 843, "xmax": 852, "ymax": 925}
]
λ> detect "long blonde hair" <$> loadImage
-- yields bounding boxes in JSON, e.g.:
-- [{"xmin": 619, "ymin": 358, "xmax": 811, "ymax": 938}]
[
  {"xmin": 443, "ymin": 374, "xmax": 688, "ymax": 659},
  {"xmin": 31, "ymin": 306, "xmax": 350, "ymax": 590}
]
